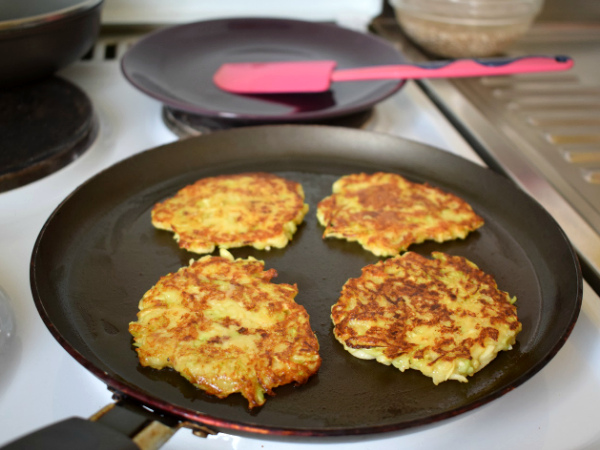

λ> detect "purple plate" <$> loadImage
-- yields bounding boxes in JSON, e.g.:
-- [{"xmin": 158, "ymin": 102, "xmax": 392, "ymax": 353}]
[{"xmin": 121, "ymin": 18, "xmax": 406, "ymax": 122}]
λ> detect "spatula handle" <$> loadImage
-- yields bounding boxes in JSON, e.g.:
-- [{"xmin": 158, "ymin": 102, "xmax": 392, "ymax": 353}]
[{"xmin": 330, "ymin": 56, "xmax": 574, "ymax": 82}]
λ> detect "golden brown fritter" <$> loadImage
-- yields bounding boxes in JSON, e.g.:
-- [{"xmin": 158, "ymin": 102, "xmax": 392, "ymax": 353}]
[
  {"xmin": 152, "ymin": 172, "xmax": 309, "ymax": 254},
  {"xmin": 129, "ymin": 250, "xmax": 322, "ymax": 408},
  {"xmin": 317, "ymin": 172, "xmax": 484, "ymax": 256},
  {"xmin": 331, "ymin": 251, "xmax": 521, "ymax": 384}
]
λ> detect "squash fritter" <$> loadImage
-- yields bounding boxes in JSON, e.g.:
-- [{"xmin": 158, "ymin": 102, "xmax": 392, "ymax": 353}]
[
  {"xmin": 331, "ymin": 252, "xmax": 521, "ymax": 384},
  {"xmin": 317, "ymin": 172, "xmax": 484, "ymax": 256},
  {"xmin": 129, "ymin": 250, "xmax": 321, "ymax": 408},
  {"xmin": 152, "ymin": 172, "xmax": 309, "ymax": 254}
]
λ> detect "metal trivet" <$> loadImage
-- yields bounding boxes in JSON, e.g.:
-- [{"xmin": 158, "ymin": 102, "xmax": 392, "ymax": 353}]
[{"xmin": 162, "ymin": 106, "xmax": 374, "ymax": 139}]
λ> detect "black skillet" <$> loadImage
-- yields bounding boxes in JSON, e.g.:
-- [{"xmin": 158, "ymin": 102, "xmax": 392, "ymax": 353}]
[
  {"xmin": 0, "ymin": 0, "xmax": 103, "ymax": 88},
  {"xmin": 22, "ymin": 125, "xmax": 581, "ymax": 448}
]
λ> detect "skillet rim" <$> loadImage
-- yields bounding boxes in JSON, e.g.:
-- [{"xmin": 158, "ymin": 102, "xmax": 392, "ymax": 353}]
[{"xmin": 29, "ymin": 124, "xmax": 583, "ymax": 437}]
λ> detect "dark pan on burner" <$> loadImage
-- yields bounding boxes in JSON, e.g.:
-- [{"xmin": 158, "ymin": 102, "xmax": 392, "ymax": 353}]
[
  {"xmin": 121, "ymin": 18, "xmax": 405, "ymax": 123},
  {"xmin": 30, "ymin": 125, "xmax": 582, "ymax": 437}
]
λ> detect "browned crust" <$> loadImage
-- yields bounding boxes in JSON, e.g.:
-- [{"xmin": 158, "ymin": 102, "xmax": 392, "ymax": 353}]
[
  {"xmin": 317, "ymin": 172, "xmax": 485, "ymax": 255},
  {"xmin": 151, "ymin": 172, "xmax": 308, "ymax": 253},
  {"xmin": 129, "ymin": 254, "xmax": 322, "ymax": 408},
  {"xmin": 332, "ymin": 252, "xmax": 521, "ymax": 376}
]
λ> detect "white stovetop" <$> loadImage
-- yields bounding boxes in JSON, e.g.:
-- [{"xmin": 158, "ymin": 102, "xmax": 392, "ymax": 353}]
[
  {"xmin": 1, "ymin": 32, "xmax": 600, "ymax": 449},
  {"xmin": 100, "ymin": 0, "xmax": 384, "ymax": 30}
]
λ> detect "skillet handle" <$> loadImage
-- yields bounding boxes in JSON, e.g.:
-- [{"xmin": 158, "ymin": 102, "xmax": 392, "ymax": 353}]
[
  {"xmin": 0, "ymin": 417, "xmax": 140, "ymax": 450},
  {"xmin": 1, "ymin": 398, "xmax": 216, "ymax": 450}
]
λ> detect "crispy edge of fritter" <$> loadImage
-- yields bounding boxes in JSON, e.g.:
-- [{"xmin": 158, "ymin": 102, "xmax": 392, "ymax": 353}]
[
  {"xmin": 128, "ymin": 249, "xmax": 322, "ymax": 408},
  {"xmin": 316, "ymin": 172, "xmax": 485, "ymax": 256},
  {"xmin": 331, "ymin": 251, "xmax": 522, "ymax": 384},
  {"xmin": 150, "ymin": 172, "xmax": 309, "ymax": 254}
]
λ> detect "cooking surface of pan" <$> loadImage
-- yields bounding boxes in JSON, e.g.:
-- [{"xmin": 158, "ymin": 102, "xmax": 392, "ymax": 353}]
[{"xmin": 30, "ymin": 125, "xmax": 582, "ymax": 436}]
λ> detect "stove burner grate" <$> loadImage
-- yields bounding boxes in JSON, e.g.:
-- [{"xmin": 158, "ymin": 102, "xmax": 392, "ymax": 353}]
[
  {"xmin": 0, "ymin": 77, "xmax": 98, "ymax": 192},
  {"xmin": 162, "ymin": 106, "xmax": 374, "ymax": 138}
]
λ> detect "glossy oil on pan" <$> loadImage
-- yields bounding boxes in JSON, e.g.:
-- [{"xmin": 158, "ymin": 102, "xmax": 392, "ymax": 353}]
[{"xmin": 30, "ymin": 125, "xmax": 582, "ymax": 437}]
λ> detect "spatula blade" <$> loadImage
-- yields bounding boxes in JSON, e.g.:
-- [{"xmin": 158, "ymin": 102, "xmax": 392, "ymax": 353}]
[{"xmin": 213, "ymin": 60, "xmax": 337, "ymax": 94}]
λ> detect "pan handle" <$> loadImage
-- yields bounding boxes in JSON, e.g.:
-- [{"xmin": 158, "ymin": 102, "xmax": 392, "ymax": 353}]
[
  {"xmin": 1, "ymin": 396, "xmax": 217, "ymax": 450},
  {"xmin": 1, "ymin": 417, "xmax": 140, "ymax": 450}
]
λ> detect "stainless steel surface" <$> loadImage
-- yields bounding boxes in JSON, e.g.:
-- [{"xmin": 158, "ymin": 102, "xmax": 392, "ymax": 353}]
[
  {"xmin": 444, "ymin": 26, "xmax": 600, "ymax": 233},
  {"xmin": 372, "ymin": 15, "xmax": 600, "ymax": 295}
]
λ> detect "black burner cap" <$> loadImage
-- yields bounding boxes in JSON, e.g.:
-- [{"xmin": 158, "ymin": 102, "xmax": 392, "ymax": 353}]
[{"xmin": 0, "ymin": 76, "xmax": 97, "ymax": 192}]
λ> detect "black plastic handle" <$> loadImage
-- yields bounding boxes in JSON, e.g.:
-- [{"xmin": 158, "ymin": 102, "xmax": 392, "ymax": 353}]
[
  {"xmin": 0, "ymin": 396, "xmax": 201, "ymax": 450},
  {"xmin": 1, "ymin": 417, "xmax": 139, "ymax": 450}
]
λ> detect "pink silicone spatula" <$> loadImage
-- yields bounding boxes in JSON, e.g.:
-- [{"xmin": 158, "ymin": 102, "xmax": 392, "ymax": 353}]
[{"xmin": 213, "ymin": 56, "xmax": 573, "ymax": 94}]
